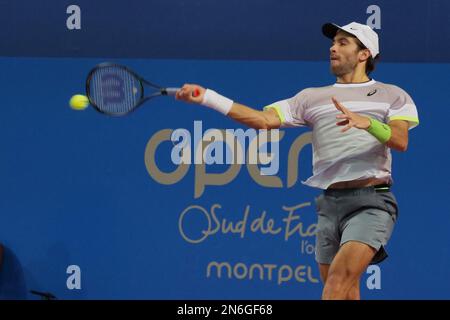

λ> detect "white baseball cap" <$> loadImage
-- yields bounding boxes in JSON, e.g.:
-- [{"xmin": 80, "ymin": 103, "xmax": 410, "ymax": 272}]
[{"xmin": 322, "ymin": 22, "xmax": 379, "ymax": 58}]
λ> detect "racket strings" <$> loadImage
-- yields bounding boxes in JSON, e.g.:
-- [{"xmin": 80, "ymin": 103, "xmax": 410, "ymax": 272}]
[{"xmin": 89, "ymin": 66, "xmax": 142, "ymax": 115}]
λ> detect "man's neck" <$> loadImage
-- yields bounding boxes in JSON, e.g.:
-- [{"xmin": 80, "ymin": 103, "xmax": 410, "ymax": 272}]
[{"xmin": 336, "ymin": 72, "xmax": 370, "ymax": 84}]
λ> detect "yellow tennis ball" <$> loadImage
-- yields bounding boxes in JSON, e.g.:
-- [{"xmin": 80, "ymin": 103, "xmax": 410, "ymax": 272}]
[{"xmin": 69, "ymin": 94, "xmax": 89, "ymax": 110}]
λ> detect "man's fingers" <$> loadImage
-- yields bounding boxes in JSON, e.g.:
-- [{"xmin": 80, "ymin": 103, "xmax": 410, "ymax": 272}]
[
  {"xmin": 176, "ymin": 84, "xmax": 203, "ymax": 103},
  {"xmin": 175, "ymin": 89, "xmax": 184, "ymax": 100},
  {"xmin": 341, "ymin": 121, "xmax": 354, "ymax": 132},
  {"xmin": 331, "ymin": 96, "xmax": 343, "ymax": 111},
  {"xmin": 178, "ymin": 86, "xmax": 192, "ymax": 99},
  {"xmin": 332, "ymin": 96, "xmax": 350, "ymax": 115},
  {"xmin": 176, "ymin": 83, "xmax": 206, "ymax": 104},
  {"xmin": 336, "ymin": 120, "xmax": 349, "ymax": 126},
  {"xmin": 341, "ymin": 126, "xmax": 352, "ymax": 132}
]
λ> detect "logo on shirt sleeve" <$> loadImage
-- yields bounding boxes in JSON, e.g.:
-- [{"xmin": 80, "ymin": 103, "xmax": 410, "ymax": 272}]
[{"xmin": 367, "ymin": 89, "xmax": 377, "ymax": 96}]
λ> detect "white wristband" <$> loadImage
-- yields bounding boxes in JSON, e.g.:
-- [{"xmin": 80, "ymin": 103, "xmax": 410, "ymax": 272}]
[{"xmin": 201, "ymin": 89, "xmax": 234, "ymax": 115}]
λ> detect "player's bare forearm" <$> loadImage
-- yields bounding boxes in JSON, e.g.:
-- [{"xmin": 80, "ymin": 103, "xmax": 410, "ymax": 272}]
[
  {"xmin": 386, "ymin": 120, "xmax": 409, "ymax": 152},
  {"xmin": 227, "ymin": 103, "xmax": 281, "ymax": 130},
  {"xmin": 342, "ymin": 114, "xmax": 409, "ymax": 152},
  {"xmin": 176, "ymin": 84, "xmax": 281, "ymax": 130}
]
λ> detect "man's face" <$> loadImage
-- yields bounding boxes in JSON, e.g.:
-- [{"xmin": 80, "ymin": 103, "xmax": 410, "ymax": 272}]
[{"xmin": 329, "ymin": 31, "xmax": 363, "ymax": 76}]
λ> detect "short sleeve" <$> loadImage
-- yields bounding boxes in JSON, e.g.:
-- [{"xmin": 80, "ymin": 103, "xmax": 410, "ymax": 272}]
[
  {"xmin": 387, "ymin": 86, "xmax": 419, "ymax": 130},
  {"xmin": 262, "ymin": 89, "xmax": 309, "ymax": 128}
]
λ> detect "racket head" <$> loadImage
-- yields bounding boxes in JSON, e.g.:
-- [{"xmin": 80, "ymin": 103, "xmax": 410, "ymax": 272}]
[{"xmin": 86, "ymin": 63, "xmax": 159, "ymax": 116}]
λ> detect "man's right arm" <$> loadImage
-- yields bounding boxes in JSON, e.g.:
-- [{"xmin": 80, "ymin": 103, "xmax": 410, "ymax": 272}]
[
  {"xmin": 175, "ymin": 84, "xmax": 282, "ymax": 130},
  {"xmin": 227, "ymin": 103, "xmax": 281, "ymax": 129}
]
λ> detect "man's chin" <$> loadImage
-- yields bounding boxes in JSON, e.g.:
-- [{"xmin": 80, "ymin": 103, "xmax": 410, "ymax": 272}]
[
  {"xmin": 330, "ymin": 66, "xmax": 342, "ymax": 77},
  {"xmin": 330, "ymin": 65, "xmax": 351, "ymax": 77}
]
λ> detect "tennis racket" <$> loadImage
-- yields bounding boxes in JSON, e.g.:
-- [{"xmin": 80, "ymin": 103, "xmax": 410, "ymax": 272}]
[{"xmin": 86, "ymin": 62, "xmax": 199, "ymax": 116}]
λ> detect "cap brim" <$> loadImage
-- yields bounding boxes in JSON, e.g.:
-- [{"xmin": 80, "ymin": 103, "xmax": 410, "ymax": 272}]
[{"xmin": 322, "ymin": 23, "xmax": 341, "ymax": 39}]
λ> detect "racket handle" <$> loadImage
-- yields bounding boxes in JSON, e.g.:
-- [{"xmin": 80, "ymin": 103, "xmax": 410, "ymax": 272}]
[{"xmin": 164, "ymin": 87, "xmax": 180, "ymax": 96}]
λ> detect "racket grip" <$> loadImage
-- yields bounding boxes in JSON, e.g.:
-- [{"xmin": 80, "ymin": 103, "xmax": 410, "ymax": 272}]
[{"xmin": 164, "ymin": 88, "xmax": 181, "ymax": 96}]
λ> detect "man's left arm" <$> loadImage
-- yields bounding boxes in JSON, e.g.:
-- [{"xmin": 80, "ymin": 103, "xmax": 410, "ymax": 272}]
[{"xmin": 332, "ymin": 97, "xmax": 410, "ymax": 152}]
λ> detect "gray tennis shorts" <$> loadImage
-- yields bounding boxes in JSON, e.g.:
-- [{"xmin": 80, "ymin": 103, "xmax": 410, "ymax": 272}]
[{"xmin": 314, "ymin": 185, "xmax": 398, "ymax": 265}]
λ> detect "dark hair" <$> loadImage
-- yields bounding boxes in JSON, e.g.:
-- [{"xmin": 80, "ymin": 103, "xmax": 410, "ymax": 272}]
[{"xmin": 354, "ymin": 37, "xmax": 380, "ymax": 75}]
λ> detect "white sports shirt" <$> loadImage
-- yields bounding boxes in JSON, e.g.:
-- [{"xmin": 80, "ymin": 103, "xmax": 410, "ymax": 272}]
[{"xmin": 264, "ymin": 79, "xmax": 419, "ymax": 189}]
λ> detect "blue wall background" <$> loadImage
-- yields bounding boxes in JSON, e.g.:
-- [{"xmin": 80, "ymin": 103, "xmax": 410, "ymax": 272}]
[{"xmin": 0, "ymin": 0, "xmax": 449, "ymax": 299}]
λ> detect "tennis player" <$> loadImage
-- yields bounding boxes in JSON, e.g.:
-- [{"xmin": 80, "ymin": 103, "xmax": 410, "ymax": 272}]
[{"xmin": 175, "ymin": 22, "xmax": 419, "ymax": 300}]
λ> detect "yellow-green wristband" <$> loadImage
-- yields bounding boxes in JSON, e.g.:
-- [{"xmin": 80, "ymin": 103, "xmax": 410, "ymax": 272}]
[{"xmin": 367, "ymin": 118, "xmax": 392, "ymax": 143}]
